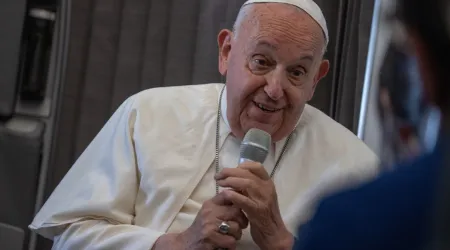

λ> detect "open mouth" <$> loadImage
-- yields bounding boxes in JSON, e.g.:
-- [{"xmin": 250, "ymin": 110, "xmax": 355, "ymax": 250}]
[{"xmin": 253, "ymin": 101, "xmax": 282, "ymax": 113}]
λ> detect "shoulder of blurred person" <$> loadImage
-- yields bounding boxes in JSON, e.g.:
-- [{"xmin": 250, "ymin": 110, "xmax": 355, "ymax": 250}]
[
  {"xmin": 294, "ymin": 0, "xmax": 450, "ymax": 248},
  {"xmin": 294, "ymin": 144, "xmax": 443, "ymax": 250}
]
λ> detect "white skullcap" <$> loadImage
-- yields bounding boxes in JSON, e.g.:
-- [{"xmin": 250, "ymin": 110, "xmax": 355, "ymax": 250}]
[{"xmin": 242, "ymin": 0, "xmax": 329, "ymax": 44}]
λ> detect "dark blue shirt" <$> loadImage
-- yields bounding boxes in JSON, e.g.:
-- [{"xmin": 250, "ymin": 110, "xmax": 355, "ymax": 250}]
[{"xmin": 294, "ymin": 143, "xmax": 444, "ymax": 250}]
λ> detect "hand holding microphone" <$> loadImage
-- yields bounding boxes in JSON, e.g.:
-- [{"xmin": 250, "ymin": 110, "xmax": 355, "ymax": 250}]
[
  {"xmin": 175, "ymin": 129, "xmax": 292, "ymax": 250},
  {"xmin": 215, "ymin": 128, "xmax": 294, "ymax": 250},
  {"xmin": 174, "ymin": 191, "xmax": 248, "ymax": 250},
  {"xmin": 172, "ymin": 130, "xmax": 268, "ymax": 250}
]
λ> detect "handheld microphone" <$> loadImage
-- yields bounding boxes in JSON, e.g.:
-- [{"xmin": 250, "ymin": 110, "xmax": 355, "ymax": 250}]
[
  {"xmin": 216, "ymin": 129, "xmax": 271, "ymax": 250},
  {"xmin": 239, "ymin": 128, "xmax": 271, "ymax": 164}
]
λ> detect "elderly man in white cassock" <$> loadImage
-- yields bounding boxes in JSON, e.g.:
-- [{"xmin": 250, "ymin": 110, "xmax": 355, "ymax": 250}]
[{"xmin": 30, "ymin": 0, "xmax": 379, "ymax": 249}]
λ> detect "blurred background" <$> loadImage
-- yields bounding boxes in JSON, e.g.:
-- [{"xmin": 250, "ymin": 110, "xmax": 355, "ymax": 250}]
[{"xmin": 0, "ymin": 0, "xmax": 386, "ymax": 249}]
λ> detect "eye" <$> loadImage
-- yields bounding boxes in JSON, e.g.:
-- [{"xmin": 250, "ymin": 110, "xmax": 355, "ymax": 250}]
[
  {"xmin": 249, "ymin": 55, "xmax": 271, "ymax": 71},
  {"xmin": 254, "ymin": 58, "xmax": 268, "ymax": 66},
  {"xmin": 290, "ymin": 67, "xmax": 306, "ymax": 78}
]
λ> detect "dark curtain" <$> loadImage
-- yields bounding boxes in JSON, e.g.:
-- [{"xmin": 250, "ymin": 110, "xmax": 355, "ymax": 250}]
[
  {"xmin": 37, "ymin": 0, "xmax": 374, "ymax": 248},
  {"xmin": 311, "ymin": 0, "xmax": 375, "ymax": 130}
]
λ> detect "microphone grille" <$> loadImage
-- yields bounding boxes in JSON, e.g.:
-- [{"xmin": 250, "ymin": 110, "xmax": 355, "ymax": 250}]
[{"xmin": 240, "ymin": 128, "xmax": 271, "ymax": 163}]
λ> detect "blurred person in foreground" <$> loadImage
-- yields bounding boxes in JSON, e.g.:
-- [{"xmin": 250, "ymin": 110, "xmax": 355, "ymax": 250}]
[
  {"xmin": 29, "ymin": 0, "xmax": 379, "ymax": 249},
  {"xmin": 294, "ymin": 0, "xmax": 450, "ymax": 249}
]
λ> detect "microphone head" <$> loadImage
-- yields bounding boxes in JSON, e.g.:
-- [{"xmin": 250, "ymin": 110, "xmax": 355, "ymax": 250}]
[{"xmin": 239, "ymin": 128, "xmax": 271, "ymax": 164}]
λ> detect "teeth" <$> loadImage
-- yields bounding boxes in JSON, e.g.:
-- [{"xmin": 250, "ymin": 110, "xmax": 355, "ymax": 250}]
[{"xmin": 257, "ymin": 103, "xmax": 278, "ymax": 112}]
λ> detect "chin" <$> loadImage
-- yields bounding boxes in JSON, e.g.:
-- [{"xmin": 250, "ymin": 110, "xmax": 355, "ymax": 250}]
[{"xmin": 241, "ymin": 122, "xmax": 279, "ymax": 137}]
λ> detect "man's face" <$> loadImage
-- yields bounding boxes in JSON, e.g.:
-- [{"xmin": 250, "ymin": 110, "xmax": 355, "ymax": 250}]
[{"xmin": 218, "ymin": 3, "xmax": 329, "ymax": 141}]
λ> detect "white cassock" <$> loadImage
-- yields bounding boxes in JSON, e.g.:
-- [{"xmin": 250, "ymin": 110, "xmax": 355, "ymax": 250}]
[{"xmin": 30, "ymin": 84, "xmax": 379, "ymax": 249}]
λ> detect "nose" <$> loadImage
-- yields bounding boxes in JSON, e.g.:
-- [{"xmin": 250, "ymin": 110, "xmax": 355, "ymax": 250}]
[{"xmin": 264, "ymin": 70, "xmax": 285, "ymax": 101}]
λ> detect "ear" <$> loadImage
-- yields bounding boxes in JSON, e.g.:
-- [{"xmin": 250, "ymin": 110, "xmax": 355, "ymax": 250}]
[
  {"xmin": 218, "ymin": 29, "xmax": 233, "ymax": 76},
  {"xmin": 308, "ymin": 59, "xmax": 330, "ymax": 100}
]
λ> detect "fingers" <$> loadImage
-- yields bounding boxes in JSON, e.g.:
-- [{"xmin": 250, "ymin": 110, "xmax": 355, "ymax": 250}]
[
  {"xmin": 208, "ymin": 231, "xmax": 237, "ymax": 249},
  {"xmin": 215, "ymin": 162, "xmax": 270, "ymax": 182},
  {"xmin": 233, "ymin": 209, "xmax": 249, "ymax": 229},
  {"xmin": 208, "ymin": 221, "xmax": 242, "ymax": 249},
  {"xmin": 210, "ymin": 191, "xmax": 233, "ymax": 206},
  {"xmin": 208, "ymin": 196, "xmax": 249, "ymax": 229},
  {"xmin": 215, "ymin": 167, "xmax": 255, "ymax": 182},
  {"xmin": 199, "ymin": 222, "xmax": 237, "ymax": 250},
  {"xmin": 211, "ymin": 190, "xmax": 252, "ymax": 227},
  {"xmin": 218, "ymin": 206, "xmax": 249, "ymax": 229},
  {"xmin": 216, "ymin": 177, "xmax": 253, "ymax": 193},
  {"xmin": 221, "ymin": 189, "xmax": 254, "ymax": 212},
  {"xmin": 203, "ymin": 195, "xmax": 250, "ymax": 249},
  {"xmin": 217, "ymin": 220, "xmax": 242, "ymax": 240},
  {"xmin": 238, "ymin": 162, "xmax": 270, "ymax": 180}
]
